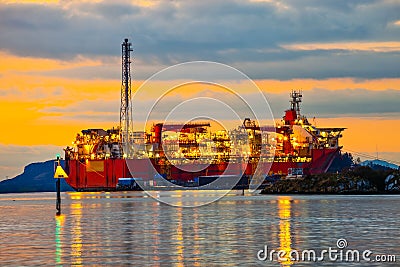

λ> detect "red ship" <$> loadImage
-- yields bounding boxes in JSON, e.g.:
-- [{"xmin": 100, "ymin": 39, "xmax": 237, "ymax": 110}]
[{"xmin": 63, "ymin": 39, "xmax": 345, "ymax": 191}]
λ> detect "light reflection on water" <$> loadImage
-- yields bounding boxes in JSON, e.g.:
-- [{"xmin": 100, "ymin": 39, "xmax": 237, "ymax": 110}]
[
  {"xmin": 0, "ymin": 192, "xmax": 399, "ymax": 266},
  {"xmin": 54, "ymin": 214, "xmax": 64, "ymax": 265},
  {"xmin": 278, "ymin": 196, "xmax": 293, "ymax": 266},
  {"xmin": 70, "ymin": 202, "xmax": 82, "ymax": 266}
]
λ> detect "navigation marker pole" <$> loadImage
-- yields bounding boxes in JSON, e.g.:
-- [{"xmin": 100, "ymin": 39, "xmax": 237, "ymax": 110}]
[
  {"xmin": 56, "ymin": 177, "xmax": 61, "ymax": 215},
  {"xmin": 54, "ymin": 154, "xmax": 68, "ymax": 216}
]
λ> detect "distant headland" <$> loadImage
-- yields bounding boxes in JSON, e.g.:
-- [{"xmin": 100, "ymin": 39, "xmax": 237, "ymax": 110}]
[{"xmin": 0, "ymin": 160, "xmax": 73, "ymax": 193}]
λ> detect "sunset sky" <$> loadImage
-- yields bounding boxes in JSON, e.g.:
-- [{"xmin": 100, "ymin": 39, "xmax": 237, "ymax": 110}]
[{"xmin": 0, "ymin": 0, "xmax": 399, "ymax": 179}]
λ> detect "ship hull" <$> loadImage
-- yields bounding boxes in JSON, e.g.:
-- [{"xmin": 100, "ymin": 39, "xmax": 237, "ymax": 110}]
[{"xmin": 65, "ymin": 148, "xmax": 339, "ymax": 191}]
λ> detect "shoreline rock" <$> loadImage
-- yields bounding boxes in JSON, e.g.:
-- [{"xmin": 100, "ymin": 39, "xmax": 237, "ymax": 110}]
[{"xmin": 261, "ymin": 166, "xmax": 400, "ymax": 194}]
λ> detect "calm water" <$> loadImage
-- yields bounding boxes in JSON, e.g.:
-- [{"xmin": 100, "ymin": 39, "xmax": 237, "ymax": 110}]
[{"xmin": 0, "ymin": 191, "xmax": 399, "ymax": 266}]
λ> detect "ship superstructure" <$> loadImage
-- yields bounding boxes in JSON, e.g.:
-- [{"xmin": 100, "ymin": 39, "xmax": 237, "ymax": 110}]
[{"xmin": 64, "ymin": 39, "xmax": 345, "ymax": 191}]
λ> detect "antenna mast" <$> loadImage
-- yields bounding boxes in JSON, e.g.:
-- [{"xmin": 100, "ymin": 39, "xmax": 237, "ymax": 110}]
[
  {"xmin": 120, "ymin": 38, "xmax": 133, "ymax": 156},
  {"xmin": 290, "ymin": 90, "xmax": 302, "ymax": 118}
]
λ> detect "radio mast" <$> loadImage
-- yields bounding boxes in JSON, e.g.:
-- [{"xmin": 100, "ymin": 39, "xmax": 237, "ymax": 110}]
[{"xmin": 119, "ymin": 38, "xmax": 133, "ymax": 157}]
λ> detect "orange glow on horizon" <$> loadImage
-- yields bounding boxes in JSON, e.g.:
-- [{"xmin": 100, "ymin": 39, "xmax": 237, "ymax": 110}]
[
  {"xmin": 0, "ymin": 52, "xmax": 399, "ymax": 159},
  {"xmin": 317, "ymin": 117, "xmax": 400, "ymax": 154}
]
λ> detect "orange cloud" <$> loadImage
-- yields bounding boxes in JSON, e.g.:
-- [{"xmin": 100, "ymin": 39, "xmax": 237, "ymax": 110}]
[
  {"xmin": 0, "ymin": 99, "xmax": 117, "ymax": 145},
  {"xmin": 281, "ymin": 41, "xmax": 400, "ymax": 53},
  {"xmin": 0, "ymin": 52, "xmax": 121, "ymax": 145},
  {"xmin": 255, "ymin": 78, "xmax": 400, "ymax": 93},
  {"xmin": 0, "ymin": 51, "xmax": 104, "ymax": 73},
  {"xmin": 1, "ymin": 53, "xmax": 399, "ymax": 160},
  {"xmin": 132, "ymin": 77, "xmax": 400, "ymax": 97}
]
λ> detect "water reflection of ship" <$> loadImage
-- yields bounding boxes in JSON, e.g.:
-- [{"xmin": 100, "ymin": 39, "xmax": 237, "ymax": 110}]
[
  {"xmin": 55, "ymin": 194, "xmax": 83, "ymax": 265},
  {"xmin": 121, "ymin": 200, "xmax": 136, "ymax": 264},
  {"xmin": 55, "ymin": 214, "xmax": 65, "ymax": 265},
  {"xmin": 70, "ymin": 202, "xmax": 83, "ymax": 266},
  {"xmin": 53, "ymin": 192, "xmax": 299, "ymax": 265},
  {"xmin": 278, "ymin": 196, "xmax": 293, "ymax": 266}
]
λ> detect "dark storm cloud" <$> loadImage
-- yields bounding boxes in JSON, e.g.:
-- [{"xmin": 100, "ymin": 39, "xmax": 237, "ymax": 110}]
[
  {"xmin": 239, "ymin": 52, "xmax": 400, "ymax": 80},
  {"xmin": 0, "ymin": 0, "xmax": 399, "ymax": 79},
  {"xmin": 303, "ymin": 88, "xmax": 400, "ymax": 117},
  {"xmin": 266, "ymin": 88, "xmax": 400, "ymax": 118}
]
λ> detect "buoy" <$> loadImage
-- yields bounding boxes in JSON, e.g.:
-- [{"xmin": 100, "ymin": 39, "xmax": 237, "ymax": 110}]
[{"xmin": 54, "ymin": 154, "xmax": 68, "ymax": 215}]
